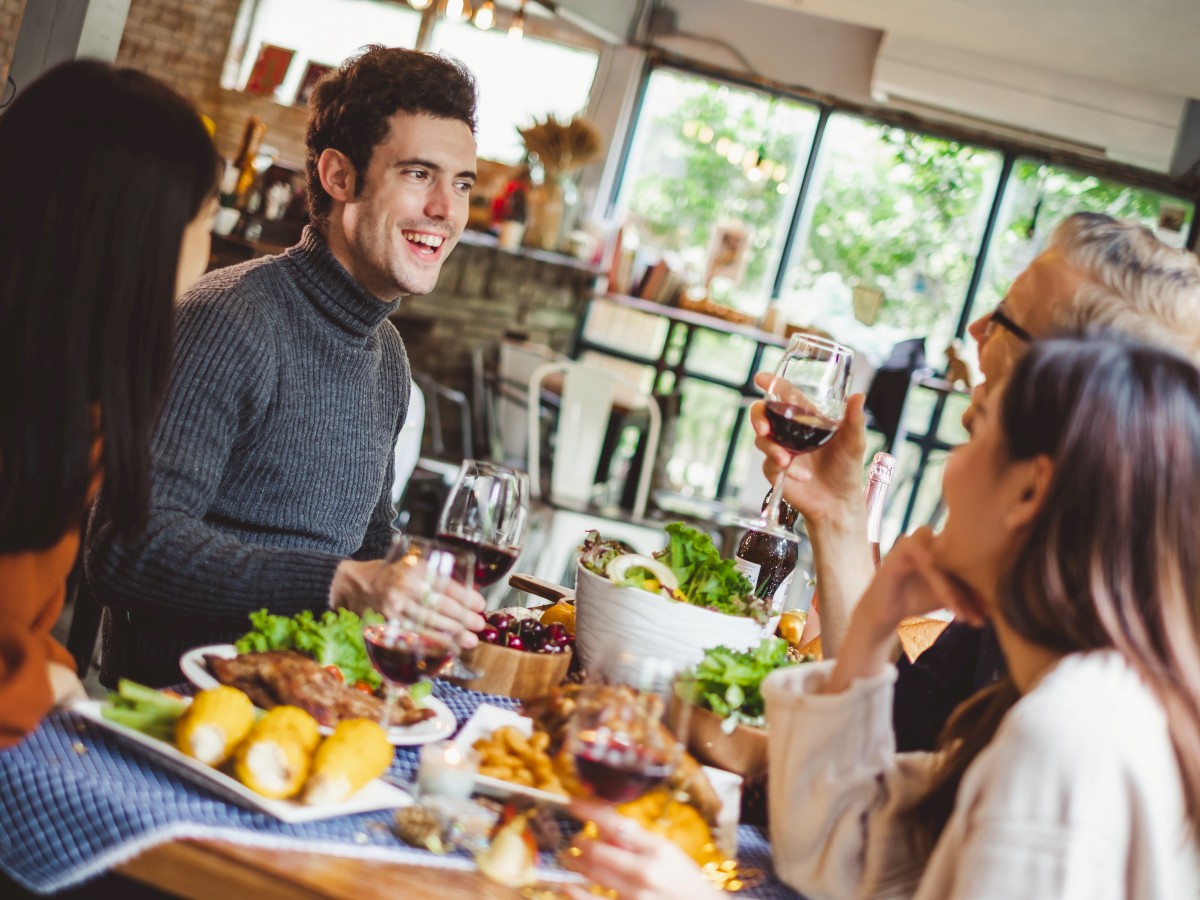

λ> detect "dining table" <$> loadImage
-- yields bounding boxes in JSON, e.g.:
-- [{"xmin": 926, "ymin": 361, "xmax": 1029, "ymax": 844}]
[{"xmin": 0, "ymin": 678, "xmax": 801, "ymax": 899}]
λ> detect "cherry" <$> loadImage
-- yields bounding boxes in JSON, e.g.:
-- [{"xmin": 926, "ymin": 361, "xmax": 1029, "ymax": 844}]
[
  {"xmin": 505, "ymin": 634, "xmax": 525, "ymax": 652},
  {"xmin": 488, "ymin": 612, "xmax": 512, "ymax": 632},
  {"xmin": 478, "ymin": 624, "xmax": 500, "ymax": 644},
  {"xmin": 545, "ymin": 624, "xmax": 569, "ymax": 646}
]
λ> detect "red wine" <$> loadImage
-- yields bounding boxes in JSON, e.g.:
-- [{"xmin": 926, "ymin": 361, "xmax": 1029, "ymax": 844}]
[
  {"xmin": 764, "ymin": 401, "xmax": 837, "ymax": 454},
  {"xmin": 436, "ymin": 533, "xmax": 520, "ymax": 588},
  {"xmin": 573, "ymin": 741, "xmax": 671, "ymax": 803},
  {"xmin": 363, "ymin": 624, "xmax": 452, "ymax": 685}
]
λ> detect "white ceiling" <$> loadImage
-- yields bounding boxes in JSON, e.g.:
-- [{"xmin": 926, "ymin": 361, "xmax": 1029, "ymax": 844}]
[{"xmin": 743, "ymin": 0, "xmax": 1200, "ymax": 99}]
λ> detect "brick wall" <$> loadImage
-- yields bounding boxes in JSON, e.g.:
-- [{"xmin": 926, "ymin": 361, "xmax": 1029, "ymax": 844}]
[
  {"xmin": 0, "ymin": 0, "xmax": 28, "ymax": 85},
  {"xmin": 116, "ymin": 0, "xmax": 307, "ymax": 165},
  {"xmin": 395, "ymin": 243, "xmax": 594, "ymax": 456}
]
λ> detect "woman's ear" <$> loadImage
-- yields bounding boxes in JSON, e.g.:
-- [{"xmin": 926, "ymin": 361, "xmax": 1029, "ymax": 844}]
[
  {"xmin": 1003, "ymin": 454, "xmax": 1054, "ymax": 531},
  {"xmin": 317, "ymin": 148, "xmax": 355, "ymax": 203}
]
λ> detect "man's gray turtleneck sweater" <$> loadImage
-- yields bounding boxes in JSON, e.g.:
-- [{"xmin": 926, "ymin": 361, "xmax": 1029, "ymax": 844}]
[{"xmin": 87, "ymin": 227, "xmax": 410, "ymax": 686}]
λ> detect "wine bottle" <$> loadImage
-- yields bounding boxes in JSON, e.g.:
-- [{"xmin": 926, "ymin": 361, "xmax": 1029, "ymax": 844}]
[
  {"xmin": 231, "ymin": 116, "xmax": 267, "ymax": 209},
  {"xmin": 735, "ymin": 490, "xmax": 801, "ymax": 613},
  {"xmin": 864, "ymin": 452, "xmax": 897, "ymax": 567},
  {"xmin": 794, "ymin": 451, "xmax": 896, "ymax": 649}
]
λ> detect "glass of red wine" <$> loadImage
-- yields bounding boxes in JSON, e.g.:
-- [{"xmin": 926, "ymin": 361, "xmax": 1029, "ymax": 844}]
[
  {"xmin": 567, "ymin": 652, "xmax": 688, "ymax": 805},
  {"xmin": 732, "ymin": 332, "xmax": 855, "ymax": 544},
  {"xmin": 437, "ymin": 460, "xmax": 530, "ymax": 591},
  {"xmin": 365, "ymin": 535, "xmax": 481, "ymax": 717}
]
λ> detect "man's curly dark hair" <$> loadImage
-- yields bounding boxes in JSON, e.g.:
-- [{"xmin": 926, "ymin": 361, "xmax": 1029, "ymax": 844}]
[{"xmin": 305, "ymin": 45, "xmax": 477, "ymax": 231}]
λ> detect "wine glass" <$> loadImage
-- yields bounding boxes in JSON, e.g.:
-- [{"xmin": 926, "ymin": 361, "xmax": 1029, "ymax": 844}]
[
  {"xmin": 566, "ymin": 652, "xmax": 688, "ymax": 805},
  {"xmin": 365, "ymin": 535, "xmax": 480, "ymax": 721},
  {"xmin": 732, "ymin": 333, "xmax": 855, "ymax": 543},
  {"xmin": 437, "ymin": 460, "xmax": 530, "ymax": 591}
]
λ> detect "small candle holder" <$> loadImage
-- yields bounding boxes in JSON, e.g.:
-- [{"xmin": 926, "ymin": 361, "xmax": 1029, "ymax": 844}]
[{"xmin": 417, "ymin": 741, "xmax": 478, "ymax": 800}]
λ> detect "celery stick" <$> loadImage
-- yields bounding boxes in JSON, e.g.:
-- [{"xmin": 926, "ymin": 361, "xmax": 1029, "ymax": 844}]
[{"xmin": 116, "ymin": 679, "xmax": 188, "ymax": 715}]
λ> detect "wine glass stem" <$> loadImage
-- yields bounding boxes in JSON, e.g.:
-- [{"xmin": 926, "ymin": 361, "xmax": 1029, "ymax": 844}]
[
  {"xmin": 381, "ymin": 681, "xmax": 397, "ymax": 729},
  {"xmin": 764, "ymin": 465, "xmax": 790, "ymax": 528}
]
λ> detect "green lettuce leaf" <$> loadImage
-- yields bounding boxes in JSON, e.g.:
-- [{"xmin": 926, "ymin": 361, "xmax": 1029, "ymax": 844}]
[{"xmin": 234, "ymin": 607, "xmax": 385, "ymax": 689}]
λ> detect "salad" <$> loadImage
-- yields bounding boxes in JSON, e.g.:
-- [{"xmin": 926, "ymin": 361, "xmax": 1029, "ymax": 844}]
[
  {"xmin": 579, "ymin": 522, "xmax": 766, "ymax": 622},
  {"xmin": 680, "ymin": 638, "xmax": 808, "ymax": 732}
]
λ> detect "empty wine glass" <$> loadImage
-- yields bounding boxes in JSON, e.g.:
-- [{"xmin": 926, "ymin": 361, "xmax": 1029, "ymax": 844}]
[
  {"xmin": 437, "ymin": 460, "xmax": 530, "ymax": 591},
  {"xmin": 732, "ymin": 333, "xmax": 855, "ymax": 543}
]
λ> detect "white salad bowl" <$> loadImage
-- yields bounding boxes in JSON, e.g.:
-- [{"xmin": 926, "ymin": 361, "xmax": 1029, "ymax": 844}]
[{"xmin": 573, "ymin": 562, "xmax": 766, "ymax": 672}]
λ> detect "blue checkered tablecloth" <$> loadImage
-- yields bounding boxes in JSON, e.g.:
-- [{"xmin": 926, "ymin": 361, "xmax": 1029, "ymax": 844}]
[{"xmin": 0, "ymin": 681, "xmax": 800, "ymax": 898}]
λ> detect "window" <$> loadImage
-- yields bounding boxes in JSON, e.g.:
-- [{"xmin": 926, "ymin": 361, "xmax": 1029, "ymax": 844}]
[
  {"xmin": 963, "ymin": 159, "xmax": 1197, "ymax": 340},
  {"xmin": 429, "ymin": 19, "xmax": 599, "ymax": 164},
  {"xmin": 616, "ymin": 69, "xmax": 820, "ymax": 316},
  {"xmin": 228, "ymin": 0, "xmax": 422, "ymax": 104},
  {"xmin": 780, "ymin": 115, "xmax": 1003, "ymax": 367}
]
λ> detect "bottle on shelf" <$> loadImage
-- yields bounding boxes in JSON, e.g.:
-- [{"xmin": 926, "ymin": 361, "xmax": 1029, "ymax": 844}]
[
  {"xmin": 734, "ymin": 490, "xmax": 801, "ymax": 622},
  {"xmin": 794, "ymin": 451, "xmax": 896, "ymax": 649},
  {"xmin": 231, "ymin": 115, "xmax": 267, "ymax": 209}
]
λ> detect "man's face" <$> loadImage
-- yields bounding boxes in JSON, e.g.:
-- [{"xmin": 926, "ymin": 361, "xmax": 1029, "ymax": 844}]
[
  {"xmin": 963, "ymin": 247, "xmax": 1089, "ymax": 425},
  {"xmin": 339, "ymin": 111, "xmax": 476, "ymax": 300}
]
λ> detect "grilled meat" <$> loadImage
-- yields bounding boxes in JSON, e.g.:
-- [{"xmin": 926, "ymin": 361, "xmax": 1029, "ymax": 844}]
[{"xmin": 205, "ymin": 650, "xmax": 435, "ymax": 728}]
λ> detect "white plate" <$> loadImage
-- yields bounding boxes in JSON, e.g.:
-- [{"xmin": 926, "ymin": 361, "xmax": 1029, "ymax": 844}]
[
  {"xmin": 453, "ymin": 705, "xmax": 744, "ymax": 853},
  {"xmin": 451, "ymin": 704, "xmax": 569, "ymax": 806},
  {"xmin": 71, "ymin": 699, "xmax": 412, "ymax": 823},
  {"xmin": 179, "ymin": 644, "xmax": 456, "ymax": 747}
]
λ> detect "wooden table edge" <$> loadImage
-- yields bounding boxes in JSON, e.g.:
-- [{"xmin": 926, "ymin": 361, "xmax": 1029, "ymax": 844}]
[{"xmin": 119, "ymin": 839, "xmax": 528, "ymax": 899}]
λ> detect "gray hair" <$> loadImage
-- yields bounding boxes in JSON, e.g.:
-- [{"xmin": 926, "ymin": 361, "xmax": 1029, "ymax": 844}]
[{"xmin": 1048, "ymin": 212, "xmax": 1200, "ymax": 359}]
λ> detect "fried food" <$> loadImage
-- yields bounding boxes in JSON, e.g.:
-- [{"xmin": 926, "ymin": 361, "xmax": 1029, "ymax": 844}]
[
  {"xmin": 473, "ymin": 725, "xmax": 569, "ymax": 797},
  {"xmin": 523, "ymin": 683, "xmax": 722, "ymax": 826}
]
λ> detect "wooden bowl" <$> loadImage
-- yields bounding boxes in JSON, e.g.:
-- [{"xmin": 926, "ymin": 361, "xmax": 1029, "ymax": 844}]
[
  {"xmin": 454, "ymin": 640, "xmax": 572, "ymax": 702},
  {"xmin": 684, "ymin": 703, "xmax": 769, "ymax": 779}
]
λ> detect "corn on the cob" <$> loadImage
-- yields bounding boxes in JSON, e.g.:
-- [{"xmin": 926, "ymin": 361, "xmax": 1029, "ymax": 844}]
[
  {"xmin": 234, "ymin": 706, "xmax": 320, "ymax": 799},
  {"xmin": 302, "ymin": 718, "xmax": 392, "ymax": 805},
  {"xmin": 174, "ymin": 686, "xmax": 255, "ymax": 766}
]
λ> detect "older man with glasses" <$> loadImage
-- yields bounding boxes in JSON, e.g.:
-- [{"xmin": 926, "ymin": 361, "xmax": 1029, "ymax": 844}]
[{"xmin": 751, "ymin": 211, "xmax": 1200, "ymax": 750}]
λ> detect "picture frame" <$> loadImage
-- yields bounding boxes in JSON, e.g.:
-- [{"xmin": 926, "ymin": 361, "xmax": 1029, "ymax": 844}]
[
  {"xmin": 245, "ymin": 43, "xmax": 295, "ymax": 96},
  {"xmin": 293, "ymin": 61, "xmax": 334, "ymax": 108},
  {"xmin": 704, "ymin": 222, "xmax": 750, "ymax": 285}
]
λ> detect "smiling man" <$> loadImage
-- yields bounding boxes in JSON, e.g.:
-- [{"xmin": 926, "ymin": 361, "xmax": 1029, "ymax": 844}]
[{"xmin": 86, "ymin": 47, "xmax": 487, "ymax": 687}]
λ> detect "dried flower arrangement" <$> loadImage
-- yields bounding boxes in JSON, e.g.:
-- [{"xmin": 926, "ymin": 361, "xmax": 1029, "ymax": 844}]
[{"xmin": 518, "ymin": 115, "xmax": 601, "ymax": 177}]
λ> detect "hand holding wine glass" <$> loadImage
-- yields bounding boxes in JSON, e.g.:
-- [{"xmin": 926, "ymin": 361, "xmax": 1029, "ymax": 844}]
[
  {"xmin": 567, "ymin": 652, "xmax": 688, "ymax": 805},
  {"xmin": 438, "ymin": 460, "xmax": 530, "ymax": 590},
  {"xmin": 364, "ymin": 536, "xmax": 486, "ymax": 724},
  {"xmin": 733, "ymin": 334, "xmax": 855, "ymax": 543}
]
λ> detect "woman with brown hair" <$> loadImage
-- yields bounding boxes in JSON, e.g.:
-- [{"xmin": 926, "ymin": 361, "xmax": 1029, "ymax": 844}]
[
  {"xmin": 0, "ymin": 60, "xmax": 219, "ymax": 747},
  {"xmin": 565, "ymin": 332, "xmax": 1200, "ymax": 898}
]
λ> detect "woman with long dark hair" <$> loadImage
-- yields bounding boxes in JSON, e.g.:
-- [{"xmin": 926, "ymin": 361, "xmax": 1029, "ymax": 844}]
[
  {"xmin": 0, "ymin": 60, "xmax": 219, "ymax": 747},
  {"xmin": 564, "ymin": 333, "xmax": 1200, "ymax": 898}
]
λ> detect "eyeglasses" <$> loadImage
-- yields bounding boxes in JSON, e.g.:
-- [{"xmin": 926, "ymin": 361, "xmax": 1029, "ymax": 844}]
[{"xmin": 987, "ymin": 305, "xmax": 1033, "ymax": 343}]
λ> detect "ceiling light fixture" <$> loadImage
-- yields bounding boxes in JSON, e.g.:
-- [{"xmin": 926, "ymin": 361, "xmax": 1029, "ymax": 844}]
[
  {"xmin": 409, "ymin": 0, "xmax": 432, "ymax": 9},
  {"xmin": 474, "ymin": 0, "xmax": 495, "ymax": 29},
  {"xmin": 444, "ymin": 0, "xmax": 471, "ymax": 21},
  {"xmin": 509, "ymin": 0, "xmax": 526, "ymax": 38}
]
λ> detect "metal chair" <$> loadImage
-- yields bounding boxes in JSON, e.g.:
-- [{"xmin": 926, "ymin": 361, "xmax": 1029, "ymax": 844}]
[{"xmin": 863, "ymin": 337, "xmax": 930, "ymax": 455}]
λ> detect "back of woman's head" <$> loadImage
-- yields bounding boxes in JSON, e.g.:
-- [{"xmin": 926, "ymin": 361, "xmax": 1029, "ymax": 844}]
[
  {"xmin": 1001, "ymin": 333, "xmax": 1200, "ymax": 819},
  {"xmin": 908, "ymin": 333, "xmax": 1200, "ymax": 853},
  {"xmin": 0, "ymin": 60, "xmax": 219, "ymax": 550}
]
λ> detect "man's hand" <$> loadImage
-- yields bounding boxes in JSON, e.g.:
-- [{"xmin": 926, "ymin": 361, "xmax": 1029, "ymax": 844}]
[
  {"xmin": 329, "ymin": 559, "xmax": 487, "ymax": 648},
  {"xmin": 751, "ymin": 372, "xmax": 868, "ymax": 531},
  {"xmin": 49, "ymin": 662, "xmax": 87, "ymax": 706}
]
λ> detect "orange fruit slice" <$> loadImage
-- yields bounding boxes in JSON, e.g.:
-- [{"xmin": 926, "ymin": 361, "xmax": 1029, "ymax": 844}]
[{"xmin": 539, "ymin": 600, "xmax": 576, "ymax": 636}]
